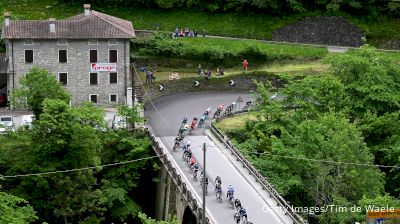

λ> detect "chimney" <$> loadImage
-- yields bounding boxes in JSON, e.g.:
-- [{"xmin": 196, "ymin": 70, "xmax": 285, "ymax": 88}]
[
  {"xmin": 84, "ymin": 4, "xmax": 91, "ymax": 16},
  {"xmin": 49, "ymin": 18, "xmax": 56, "ymax": 32},
  {"xmin": 4, "ymin": 12, "xmax": 10, "ymax": 26}
]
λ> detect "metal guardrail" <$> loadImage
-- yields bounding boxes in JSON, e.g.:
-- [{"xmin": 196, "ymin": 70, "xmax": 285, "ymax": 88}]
[
  {"xmin": 210, "ymin": 111, "xmax": 305, "ymax": 224},
  {"xmin": 144, "ymin": 126, "xmax": 212, "ymax": 224}
]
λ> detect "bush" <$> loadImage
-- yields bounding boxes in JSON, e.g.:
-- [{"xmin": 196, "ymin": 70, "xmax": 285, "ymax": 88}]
[{"xmin": 131, "ymin": 33, "xmax": 327, "ymax": 67}]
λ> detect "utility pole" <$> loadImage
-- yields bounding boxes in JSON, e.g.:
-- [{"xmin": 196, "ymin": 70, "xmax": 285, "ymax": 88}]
[{"xmin": 202, "ymin": 142, "xmax": 206, "ymax": 224}]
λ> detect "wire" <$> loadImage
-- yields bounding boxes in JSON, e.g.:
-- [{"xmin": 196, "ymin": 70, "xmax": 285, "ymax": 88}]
[
  {"xmin": 0, "ymin": 155, "xmax": 163, "ymax": 179},
  {"xmin": 133, "ymin": 65, "xmax": 176, "ymax": 132}
]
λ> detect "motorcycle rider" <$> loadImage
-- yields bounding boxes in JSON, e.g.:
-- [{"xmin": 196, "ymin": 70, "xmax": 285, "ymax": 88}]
[{"xmin": 205, "ymin": 107, "xmax": 212, "ymax": 117}]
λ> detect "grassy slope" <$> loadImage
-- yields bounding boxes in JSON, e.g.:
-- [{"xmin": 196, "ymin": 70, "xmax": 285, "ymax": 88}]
[
  {"xmin": 215, "ymin": 113, "xmax": 257, "ymax": 132},
  {"xmin": 2, "ymin": 0, "xmax": 400, "ymax": 48}
]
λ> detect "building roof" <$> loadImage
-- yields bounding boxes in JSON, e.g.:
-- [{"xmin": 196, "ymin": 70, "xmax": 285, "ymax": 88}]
[{"xmin": 1, "ymin": 10, "xmax": 135, "ymax": 39}]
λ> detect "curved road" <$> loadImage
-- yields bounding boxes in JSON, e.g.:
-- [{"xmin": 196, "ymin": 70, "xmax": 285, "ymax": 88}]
[{"xmin": 145, "ymin": 92, "xmax": 292, "ymax": 224}]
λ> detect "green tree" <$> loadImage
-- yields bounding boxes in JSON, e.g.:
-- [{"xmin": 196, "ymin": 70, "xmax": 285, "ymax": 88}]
[
  {"xmin": 11, "ymin": 67, "xmax": 70, "ymax": 119},
  {"xmin": 0, "ymin": 191, "xmax": 37, "ymax": 223},
  {"xmin": 100, "ymin": 129, "xmax": 153, "ymax": 221},
  {"xmin": 4, "ymin": 99, "xmax": 104, "ymax": 223},
  {"xmin": 138, "ymin": 212, "xmax": 178, "ymax": 224}
]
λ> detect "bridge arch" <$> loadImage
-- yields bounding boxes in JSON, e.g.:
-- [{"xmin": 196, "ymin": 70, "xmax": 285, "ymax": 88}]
[{"xmin": 182, "ymin": 206, "xmax": 197, "ymax": 224}]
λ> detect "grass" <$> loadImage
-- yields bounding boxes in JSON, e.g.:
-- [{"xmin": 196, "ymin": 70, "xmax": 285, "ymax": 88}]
[
  {"xmin": 179, "ymin": 38, "xmax": 329, "ymax": 60},
  {"xmin": 136, "ymin": 60, "xmax": 328, "ymax": 82},
  {"xmin": 2, "ymin": 0, "xmax": 400, "ymax": 48},
  {"xmin": 215, "ymin": 113, "xmax": 257, "ymax": 132}
]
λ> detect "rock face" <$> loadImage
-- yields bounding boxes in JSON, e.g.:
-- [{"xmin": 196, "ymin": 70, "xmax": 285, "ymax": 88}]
[{"xmin": 272, "ymin": 16, "xmax": 364, "ymax": 47}]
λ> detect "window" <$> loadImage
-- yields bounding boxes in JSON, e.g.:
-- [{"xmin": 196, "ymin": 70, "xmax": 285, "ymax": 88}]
[
  {"xmin": 109, "ymin": 72, "xmax": 118, "ymax": 84},
  {"xmin": 89, "ymin": 39, "xmax": 98, "ymax": 45},
  {"xmin": 59, "ymin": 50, "xmax": 67, "ymax": 63},
  {"xmin": 59, "ymin": 73, "xmax": 68, "ymax": 85},
  {"xmin": 90, "ymin": 73, "xmax": 98, "ymax": 85},
  {"xmin": 24, "ymin": 40, "xmax": 33, "ymax": 45},
  {"xmin": 58, "ymin": 39, "xmax": 68, "ymax": 45},
  {"xmin": 108, "ymin": 39, "xmax": 118, "ymax": 45},
  {"xmin": 25, "ymin": 50, "xmax": 33, "ymax": 63},
  {"xmin": 109, "ymin": 50, "xmax": 117, "ymax": 63},
  {"xmin": 90, "ymin": 95, "xmax": 98, "ymax": 104},
  {"xmin": 110, "ymin": 94, "xmax": 117, "ymax": 103},
  {"xmin": 90, "ymin": 50, "xmax": 97, "ymax": 63}
]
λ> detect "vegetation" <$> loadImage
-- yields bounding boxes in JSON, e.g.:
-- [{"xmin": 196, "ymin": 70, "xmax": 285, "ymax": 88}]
[
  {"xmin": 132, "ymin": 33, "xmax": 328, "ymax": 67},
  {"xmin": 0, "ymin": 192, "xmax": 37, "ymax": 223},
  {"xmin": 1, "ymin": 0, "xmax": 400, "ymax": 48},
  {"xmin": 11, "ymin": 67, "xmax": 70, "ymax": 119},
  {"xmin": 217, "ymin": 47, "xmax": 400, "ymax": 223},
  {"xmin": 0, "ymin": 68, "xmax": 159, "ymax": 223}
]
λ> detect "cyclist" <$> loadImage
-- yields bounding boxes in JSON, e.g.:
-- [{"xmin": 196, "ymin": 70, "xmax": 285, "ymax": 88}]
[
  {"xmin": 215, "ymin": 183, "xmax": 222, "ymax": 194},
  {"xmin": 192, "ymin": 162, "xmax": 199, "ymax": 174},
  {"xmin": 198, "ymin": 114, "xmax": 206, "ymax": 127},
  {"xmin": 234, "ymin": 198, "xmax": 242, "ymax": 210},
  {"xmin": 182, "ymin": 116, "xmax": 188, "ymax": 125},
  {"xmin": 239, "ymin": 207, "xmax": 247, "ymax": 220},
  {"xmin": 190, "ymin": 116, "xmax": 198, "ymax": 130},
  {"xmin": 190, "ymin": 156, "xmax": 196, "ymax": 167},
  {"xmin": 215, "ymin": 176, "xmax": 222, "ymax": 191},
  {"xmin": 205, "ymin": 107, "xmax": 212, "ymax": 117},
  {"xmin": 215, "ymin": 176, "xmax": 222, "ymax": 185},
  {"xmin": 227, "ymin": 185, "xmax": 234, "ymax": 198},
  {"xmin": 200, "ymin": 172, "xmax": 209, "ymax": 194},
  {"xmin": 218, "ymin": 104, "xmax": 224, "ymax": 111},
  {"xmin": 231, "ymin": 101, "xmax": 236, "ymax": 110},
  {"xmin": 234, "ymin": 212, "xmax": 241, "ymax": 224},
  {"xmin": 183, "ymin": 139, "xmax": 191, "ymax": 151},
  {"xmin": 173, "ymin": 137, "xmax": 181, "ymax": 151}
]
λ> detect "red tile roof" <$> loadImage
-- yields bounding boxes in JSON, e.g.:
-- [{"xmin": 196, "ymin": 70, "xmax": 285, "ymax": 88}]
[{"xmin": 1, "ymin": 10, "xmax": 135, "ymax": 39}]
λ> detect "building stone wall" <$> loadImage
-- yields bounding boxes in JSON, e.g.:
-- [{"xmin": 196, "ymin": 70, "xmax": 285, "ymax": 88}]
[{"xmin": 9, "ymin": 39, "xmax": 131, "ymax": 106}]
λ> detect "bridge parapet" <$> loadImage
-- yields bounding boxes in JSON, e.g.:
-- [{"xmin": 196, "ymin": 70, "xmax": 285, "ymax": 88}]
[
  {"xmin": 145, "ymin": 126, "xmax": 213, "ymax": 224},
  {"xmin": 210, "ymin": 111, "xmax": 306, "ymax": 224}
]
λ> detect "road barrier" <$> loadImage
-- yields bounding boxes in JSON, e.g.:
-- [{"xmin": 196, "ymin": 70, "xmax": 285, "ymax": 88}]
[
  {"xmin": 144, "ymin": 126, "xmax": 213, "ymax": 224},
  {"xmin": 210, "ymin": 110, "xmax": 306, "ymax": 224}
]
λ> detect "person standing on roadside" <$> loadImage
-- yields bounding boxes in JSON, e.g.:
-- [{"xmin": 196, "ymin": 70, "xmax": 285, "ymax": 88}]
[
  {"xmin": 198, "ymin": 64, "xmax": 202, "ymax": 76},
  {"xmin": 242, "ymin": 59, "xmax": 249, "ymax": 72}
]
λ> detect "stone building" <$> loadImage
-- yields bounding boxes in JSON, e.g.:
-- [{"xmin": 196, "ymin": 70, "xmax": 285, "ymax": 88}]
[{"xmin": 0, "ymin": 4, "xmax": 135, "ymax": 106}]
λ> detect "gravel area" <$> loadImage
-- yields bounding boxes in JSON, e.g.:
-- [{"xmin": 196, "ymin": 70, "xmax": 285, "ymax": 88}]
[{"xmin": 272, "ymin": 16, "xmax": 364, "ymax": 47}]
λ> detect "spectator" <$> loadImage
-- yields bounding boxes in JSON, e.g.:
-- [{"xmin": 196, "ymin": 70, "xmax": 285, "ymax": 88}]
[
  {"xmin": 185, "ymin": 27, "xmax": 190, "ymax": 37},
  {"xmin": 146, "ymin": 71, "xmax": 155, "ymax": 84},
  {"xmin": 242, "ymin": 59, "xmax": 249, "ymax": 72},
  {"xmin": 180, "ymin": 29, "xmax": 184, "ymax": 38},
  {"xmin": 189, "ymin": 30, "xmax": 194, "ymax": 37},
  {"xmin": 194, "ymin": 30, "xmax": 198, "ymax": 37},
  {"xmin": 174, "ymin": 28, "xmax": 179, "ymax": 38},
  {"xmin": 197, "ymin": 64, "xmax": 202, "ymax": 76},
  {"xmin": 205, "ymin": 68, "xmax": 211, "ymax": 81},
  {"xmin": 216, "ymin": 67, "xmax": 222, "ymax": 78}
]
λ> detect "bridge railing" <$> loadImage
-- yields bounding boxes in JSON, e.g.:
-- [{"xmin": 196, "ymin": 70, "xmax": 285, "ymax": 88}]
[
  {"xmin": 210, "ymin": 110, "xmax": 305, "ymax": 224},
  {"xmin": 144, "ymin": 126, "xmax": 213, "ymax": 224}
]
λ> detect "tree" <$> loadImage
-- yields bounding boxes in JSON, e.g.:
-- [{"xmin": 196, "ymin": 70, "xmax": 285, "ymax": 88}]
[
  {"xmin": 11, "ymin": 67, "xmax": 70, "ymax": 119},
  {"xmin": 117, "ymin": 104, "xmax": 145, "ymax": 129},
  {"xmin": 4, "ymin": 99, "xmax": 104, "ymax": 223},
  {"xmin": 0, "ymin": 191, "xmax": 37, "ymax": 223},
  {"xmin": 329, "ymin": 47, "xmax": 400, "ymax": 117},
  {"xmin": 138, "ymin": 212, "xmax": 178, "ymax": 224}
]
